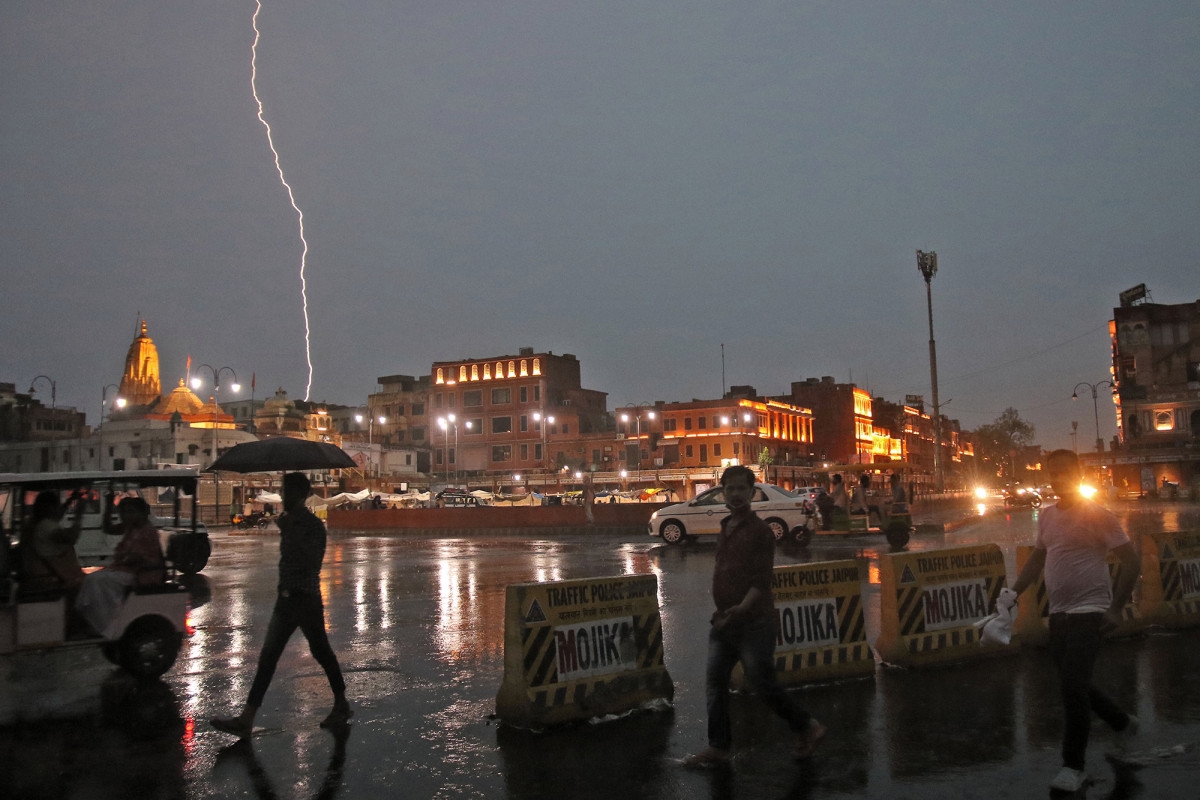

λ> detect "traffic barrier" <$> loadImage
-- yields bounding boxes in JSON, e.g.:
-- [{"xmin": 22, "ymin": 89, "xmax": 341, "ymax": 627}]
[
  {"xmin": 1014, "ymin": 545, "xmax": 1143, "ymax": 645},
  {"xmin": 495, "ymin": 574, "xmax": 673, "ymax": 728},
  {"xmin": 767, "ymin": 559, "xmax": 874, "ymax": 684},
  {"xmin": 1138, "ymin": 531, "xmax": 1200, "ymax": 628},
  {"xmin": 875, "ymin": 544, "xmax": 1009, "ymax": 666}
]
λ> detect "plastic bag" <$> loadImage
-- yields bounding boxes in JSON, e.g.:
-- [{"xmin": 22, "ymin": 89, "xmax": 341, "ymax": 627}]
[{"xmin": 976, "ymin": 589, "xmax": 1018, "ymax": 645}]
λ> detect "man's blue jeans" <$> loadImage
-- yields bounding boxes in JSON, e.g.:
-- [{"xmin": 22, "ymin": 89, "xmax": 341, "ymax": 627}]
[
  {"xmin": 705, "ymin": 616, "xmax": 811, "ymax": 750},
  {"xmin": 1048, "ymin": 612, "xmax": 1130, "ymax": 770}
]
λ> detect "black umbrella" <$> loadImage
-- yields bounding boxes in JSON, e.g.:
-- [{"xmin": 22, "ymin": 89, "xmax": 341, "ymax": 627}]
[{"xmin": 206, "ymin": 437, "xmax": 358, "ymax": 474}]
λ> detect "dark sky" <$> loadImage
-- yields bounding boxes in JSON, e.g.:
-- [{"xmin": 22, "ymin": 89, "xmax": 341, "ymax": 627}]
[{"xmin": 3, "ymin": 2, "xmax": 1197, "ymax": 452}]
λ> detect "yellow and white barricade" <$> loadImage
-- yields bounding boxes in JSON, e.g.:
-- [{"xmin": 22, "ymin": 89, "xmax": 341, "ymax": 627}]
[
  {"xmin": 768, "ymin": 559, "xmax": 874, "ymax": 684},
  {"xmin": 1139, "ymin": 531, "xmax": 1200, "ymax": 628},
  {"xmin": 875, "ymin": 544, "xmax": 1009, "ymax": 666},
  {"xmin": 495, "ymin": 574, "xmax": 673, "ymax": 728},
  {"xmin": 1014, "ymin": 545, "xmax": 1143, "ymax": 645}
]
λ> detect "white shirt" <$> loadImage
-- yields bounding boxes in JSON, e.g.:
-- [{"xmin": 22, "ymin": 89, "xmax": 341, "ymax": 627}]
[{"xmin": 1036, "ymin": 500, "xmax": 1129, "ymax": 614}]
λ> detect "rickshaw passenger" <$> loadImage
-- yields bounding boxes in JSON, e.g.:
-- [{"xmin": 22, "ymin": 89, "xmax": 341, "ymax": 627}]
[
  {"xmin": 76, "ymin": 496, "xmax": 166, "ymax": 634},
  {"xmin": 18, "ymin": 490, "xmax": 86, "ymax": 597}
]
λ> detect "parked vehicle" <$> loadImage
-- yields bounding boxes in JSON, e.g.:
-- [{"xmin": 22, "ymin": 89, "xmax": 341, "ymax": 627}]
[
  {"xmin": 648, "ymin": 483, "xmax": 816, "ymax": 545},
  {"xmin": 433, "ymin": 488, "xmax": 479, "ymax": 508},
  {"xmin": 0, "ymin": 469, "xmax": 199, "ymax": 679}
]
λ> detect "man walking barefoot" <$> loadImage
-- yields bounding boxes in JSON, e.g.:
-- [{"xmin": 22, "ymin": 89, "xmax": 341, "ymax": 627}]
[
  {"xmin": 212, "ymin": 472, "xmax": 351, "ymax": 736},
  {"xmin": 683, "ymin": 464, "xmax": 825, "ymax": 767}
]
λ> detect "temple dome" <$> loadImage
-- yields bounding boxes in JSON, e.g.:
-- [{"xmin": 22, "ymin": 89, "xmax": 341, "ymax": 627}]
[{"xmin": 152, "ymin": 380, "xmax": 206, "ymax": 417}]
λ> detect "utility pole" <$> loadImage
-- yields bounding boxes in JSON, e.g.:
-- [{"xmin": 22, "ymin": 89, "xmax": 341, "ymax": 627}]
[{"xmin": 917, "ymin": 250, "xmax": 944, "ymax": 493}]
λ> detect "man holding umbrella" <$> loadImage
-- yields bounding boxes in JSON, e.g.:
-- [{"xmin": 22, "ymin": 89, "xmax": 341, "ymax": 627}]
[{"xmin": 211, "ymin": 472, "xmax": 351, "ymax": 735}]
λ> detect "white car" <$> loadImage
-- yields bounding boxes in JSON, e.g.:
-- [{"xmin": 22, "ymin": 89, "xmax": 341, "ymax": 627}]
[
  {"xmin": 648, "ymin": 482, "xmax": 815, "ymax": 545},
  {"xmin": 793, "ymin": 486, "xmax": 824, "ymax": 504}
]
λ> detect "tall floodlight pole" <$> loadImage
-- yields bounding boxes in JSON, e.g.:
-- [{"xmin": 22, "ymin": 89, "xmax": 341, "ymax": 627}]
[{"xmin": 917, "ymin": 250, "xmax": 944, "ymax": 493}]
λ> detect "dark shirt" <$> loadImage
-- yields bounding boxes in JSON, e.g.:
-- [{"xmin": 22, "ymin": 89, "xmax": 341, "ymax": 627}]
[
  {"xmin": 712, "ymin": 510, "xmax": 776, "ymax": 620},
  {"xmin": 277, "ymin": 506, "xmax": 326, "ymax": 595}
]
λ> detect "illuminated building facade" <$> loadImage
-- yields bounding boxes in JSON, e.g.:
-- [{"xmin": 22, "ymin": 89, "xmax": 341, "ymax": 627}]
[
  {"xmin": 652, "ymin": 393, "xmax": 814, "ymax": 473},
  {"xmin": 1106, "ymin": 289, "xmax": 1200, "ymax": 494},
  {"xmin": 428, "ymin": 349, "xmax": 608, "ymax": 479},
  {"xmin": 362, "ymin": 350, "xmax": 609, "ymax": 483},
  {"xmin": 783, "ymin": 377, "xmax": 874, "ymax": 464}
]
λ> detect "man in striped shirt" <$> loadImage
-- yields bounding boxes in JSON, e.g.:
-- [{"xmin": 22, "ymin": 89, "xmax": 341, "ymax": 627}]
[{"xmin": 212, "ymin": 472, "xmax": 351, "ymax": 736}]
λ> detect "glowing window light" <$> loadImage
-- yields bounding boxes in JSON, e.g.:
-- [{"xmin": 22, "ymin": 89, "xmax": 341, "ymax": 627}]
[
  {"xmin": 508, "ymin": 361, "xmax": 516, "ymax": 378},
  {"xmin": 436, "ymin": 368, "xmax": 444, "ymax": 384},
  {"xmin": 459, "ymin": 365, "xmax": 468, "ymax": 382},
  {"xmin": 483, "ymin": 363, "xmax": 491, "ymax": 379},
  {"xmin": 532, "ymin": 358, "xmax": 541, "ymax": 376},
  {"xmin": 520, "ymin": 360, "xmax": 528, "ymax": 377},
  {"xmin": 471, "ymin": 364, "xmax": 479, "ymax": 380}
]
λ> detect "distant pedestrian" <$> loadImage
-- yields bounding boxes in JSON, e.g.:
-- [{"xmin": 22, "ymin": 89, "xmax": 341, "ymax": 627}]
[
  {"xmin": 1004, "ymin": 449, "xmax": 1140, "ymax": 792},
  {"xmin": 682, "ymin": 464, "xmax": 825, "ymax": 767},
  {"xmin": 211, "ymin": 472, "xmax": 351, "ymax": 737}
]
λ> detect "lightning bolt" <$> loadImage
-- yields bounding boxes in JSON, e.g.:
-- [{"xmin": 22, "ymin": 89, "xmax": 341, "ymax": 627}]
[{"xmin": 251, "ymin": 0, "xmax": 314, "ymax": 400}]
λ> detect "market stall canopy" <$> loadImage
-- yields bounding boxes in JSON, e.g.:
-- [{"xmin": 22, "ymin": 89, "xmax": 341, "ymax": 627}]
[{"xmin": 207, "ymin": 437, "xmax": 357, "ymax": 473}]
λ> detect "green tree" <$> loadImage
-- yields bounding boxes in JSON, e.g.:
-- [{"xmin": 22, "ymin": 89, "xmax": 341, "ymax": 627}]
[
  {"xmin": 972, "ymin": 408, "xmax": 1036, "ymax": 483},
  {"xmin": 757, "ymin": 446, "xmax": 774, "ymax": 478}
]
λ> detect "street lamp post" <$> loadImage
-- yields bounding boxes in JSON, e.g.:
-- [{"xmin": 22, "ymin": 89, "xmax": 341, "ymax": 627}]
[
  {"xmin": 620, "ymin": 404, "xmax": 656, "ymax": 480},
  {"xmin": 1073, "ymin": 380, "xmax": 1114, "ymax": 453},
  {"xmin": 100, "ymin": 384, "xmax": 125, "ymax": 470},
  {"xmin": 917, "ymin": 250, "xmax": 944, "ymax": 493},
  {"xmin": 29, "ymin": 375, "xmax": 56, "ymax": 410},
  {"xmin": 355, "ymin": 412, "xmax": 387, "ymax": 480},
  {"xmin": 437, "ymin": 414, "xmax": 461, "ymax": 486},
  {"xmin": 191, "ymin": 364, "xmax": 239, "ymax": 525},
  {"xmin": 533, "ymin": 412, "xmax": 555, "ymax": 480}
]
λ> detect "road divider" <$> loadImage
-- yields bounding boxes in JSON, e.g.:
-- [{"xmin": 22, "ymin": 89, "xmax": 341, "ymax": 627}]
[
  {"xmin": 767, "ymin": 559, "xmax": 874, "ymax": 684},
  {"xmin": 495, "ymin": 574, "xmax": 672, "ymax": 728},
  {"xmin": 1138, "ymin": 531, "xmax": 1200, "ymax": 628},
  {"xmin": 875, "ymin": 544, "xmax": 1009, "ymax": 666}
]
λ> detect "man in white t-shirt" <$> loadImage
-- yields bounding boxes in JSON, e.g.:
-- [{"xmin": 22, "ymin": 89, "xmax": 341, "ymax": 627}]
[{"xmin": 1007, "ymin": 449, "xmax": 1141, "ymax": 793}]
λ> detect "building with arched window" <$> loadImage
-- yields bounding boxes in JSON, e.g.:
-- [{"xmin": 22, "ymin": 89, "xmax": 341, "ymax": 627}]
[{"xmin": 1106, "ymin": 289, "xmax": 1200, "ymax": 496}]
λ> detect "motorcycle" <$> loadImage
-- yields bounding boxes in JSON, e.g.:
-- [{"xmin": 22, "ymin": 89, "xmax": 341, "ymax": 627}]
[
  {"xmin": 1003, "ymin": 485, "xmax": 1042, "ymax": 509},
  {"xmin": 233, "ymin": 511, "xmax": 273, "ymax": 530}
]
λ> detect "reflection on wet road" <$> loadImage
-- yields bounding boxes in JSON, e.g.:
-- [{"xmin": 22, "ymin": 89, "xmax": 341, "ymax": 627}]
[{"xmin": 3, "ymin": 502, "xmax": 1200, "ymax": 798}]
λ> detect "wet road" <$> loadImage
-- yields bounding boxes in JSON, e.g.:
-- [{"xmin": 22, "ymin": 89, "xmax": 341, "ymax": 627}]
[{"xmin": 4, "ymin": 501, "xmax": 1200, "ymax": 799}]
